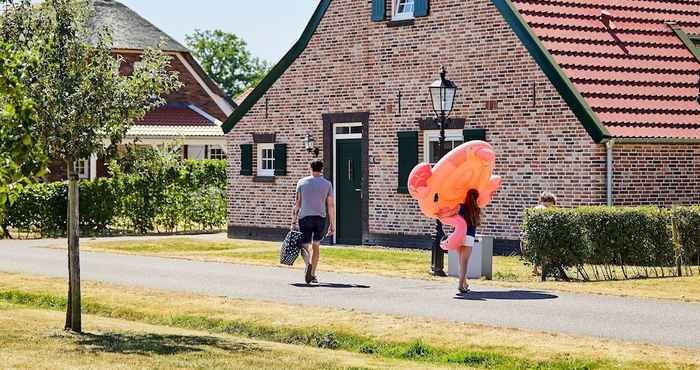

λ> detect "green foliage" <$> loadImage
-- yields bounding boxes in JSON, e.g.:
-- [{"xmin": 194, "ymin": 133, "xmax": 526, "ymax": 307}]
[
  {"xmin": 185, "ymin": 29, "xmax": 269, "ymax": 98},
  {"xmin": 3, "ymin": 148, "xmax": 227, "ymax": 237},
  {"xmin": 0, "ymin": 40, "xmax": 46, "ymax": 236},
  {"xmin": 522, "ymin": 206, "xmax": 685, "ymax": 281},
  {"xmin": 672, "ymin": 206, "xmax": 700, "ymax": 268},
  {"xmin": 6, "ymin": 182, "xmax": 66, "ymax": 238},
  {"xmin": 522, "ymin": 208, "xmax": 591, "ymax": 280}
]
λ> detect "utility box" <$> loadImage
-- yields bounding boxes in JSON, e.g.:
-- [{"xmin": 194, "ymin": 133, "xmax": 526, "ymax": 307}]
[{"xmin": 448, "ymin": 235, "xmax": 493, "ymax": 280}]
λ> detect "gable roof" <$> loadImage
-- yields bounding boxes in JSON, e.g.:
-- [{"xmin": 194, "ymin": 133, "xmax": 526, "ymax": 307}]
[
  {"xmin": 89, "ymin": 0, "xmax": 188, "ymax": 52},
  {"xmin": 495, "ymin": 0, "xmax": 700, "ymax": 142},
  {"xmin": 225, "ymin": 0, "xmax": 700, "ymax": 143},
  {"xmin": 221, "ymin": 0, "xmax": 332, "ymax": 133}
]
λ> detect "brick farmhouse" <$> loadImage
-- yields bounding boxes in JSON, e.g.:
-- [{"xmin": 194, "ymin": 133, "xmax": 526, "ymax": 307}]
[
  {"xmin": 49, "ymin": 0, "xmax": 234, "ymax": 181},
  {"xmin": 224, "ymin": 0, "xmax": 700, "ymax": 249}
]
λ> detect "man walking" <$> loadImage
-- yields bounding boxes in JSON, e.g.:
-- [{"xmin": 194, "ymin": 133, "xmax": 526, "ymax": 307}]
[{"xmin": 291, "ymin": 160, "xmax": 335, "ymax": 284}]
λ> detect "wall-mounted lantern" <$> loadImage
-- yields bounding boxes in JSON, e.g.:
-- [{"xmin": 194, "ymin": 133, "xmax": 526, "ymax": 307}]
[{"xmin": 303, "ymin": 134, "xmax": 320, "ymax": 157}]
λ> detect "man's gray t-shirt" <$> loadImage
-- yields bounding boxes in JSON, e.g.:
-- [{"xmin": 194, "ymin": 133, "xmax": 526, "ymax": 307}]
[{"xmin": 296, "ymin": 175, "xmax": 333, "ymax": 219}]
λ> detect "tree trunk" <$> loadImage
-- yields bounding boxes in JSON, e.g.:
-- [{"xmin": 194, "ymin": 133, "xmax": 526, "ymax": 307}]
[{"xmin": 64, "ymin": 161, "xmax": 81, "ymax": 333}]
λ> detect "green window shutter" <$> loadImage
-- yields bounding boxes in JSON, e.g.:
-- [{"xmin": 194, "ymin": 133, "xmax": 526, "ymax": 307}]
[
  {"xmin": 274, "ymin": 143, "xmax": 288, "ymax": 176},
  {"xmin": 372, "ymin": 0, "xmax": 385, "ymax": 22},
  {"xmin": 414, "ymin": 0, "xmax": 429, "ymax": 17},
  {"xmin": 397, "ymin": 131, "xmax": 418, "ymax": 194},
  {"xmin": 240, "ymin": 144, "xmax": 253, "ymax": 176},
  {"xmin": 463, "ymin": 128, "xmax": 487, "ymax": 142}
]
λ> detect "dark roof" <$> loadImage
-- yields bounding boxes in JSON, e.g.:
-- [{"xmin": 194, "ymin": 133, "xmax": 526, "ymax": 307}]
[
  {"xmin": 89, "ymin": 0, "xmax": 188, "ymax": 52},
  {"xmin": 496, "ymin": 0, "xmax": 700, "ymax": 142},
  {"xmin": 135, "ymin": 105, "xmax": 216, "ymax": 126}
]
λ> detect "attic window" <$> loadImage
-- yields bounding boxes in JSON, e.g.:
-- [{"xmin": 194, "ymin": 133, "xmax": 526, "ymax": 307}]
[
  {"xmin": 393, "ymin": 0, "xmax": 415, "ymax": 20},
  {"xmin": 691, "ymin": 35, "xmax": 700, "ymax": 47}
]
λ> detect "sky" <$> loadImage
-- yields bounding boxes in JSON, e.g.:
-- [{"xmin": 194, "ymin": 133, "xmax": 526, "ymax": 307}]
[{"xmin": 117, "ymin": 1, "xmax": 319, "ymax": 64}]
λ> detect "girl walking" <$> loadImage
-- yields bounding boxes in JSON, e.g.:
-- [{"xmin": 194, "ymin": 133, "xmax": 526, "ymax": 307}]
[{"xmin": 457, "ymin": 189, "xmax": 481, "ymax": 293}]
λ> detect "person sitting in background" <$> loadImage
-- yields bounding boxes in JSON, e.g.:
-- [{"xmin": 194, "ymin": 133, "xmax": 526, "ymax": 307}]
[{"xmin": 535, "ymin": 192, "xmax": 557, "ymax": 209}]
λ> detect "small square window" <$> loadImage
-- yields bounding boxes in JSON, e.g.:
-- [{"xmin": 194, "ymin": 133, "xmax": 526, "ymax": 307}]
[
  {"xmin": 257, "ymin": 144, "xmax": 275, "ymax": 177},
  {"xmin": 393, "ymin": 0, "xmax": 415, "ymax": 20},
  {"xmin": 209, "ymin": 146, "xmax": 226, "ymax": 160},
  {"xmin": 424, "ymin": 130, "xmax": 463, "ymax": 165}
]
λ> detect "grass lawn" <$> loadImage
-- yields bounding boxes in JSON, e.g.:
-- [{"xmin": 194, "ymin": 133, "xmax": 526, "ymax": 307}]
[
  {"xmin": 0, "ymin": 305, "xmax": 444, "ymax": 370},
  {"xmin": 1, "ymin": 273, "xmax": 698, "ymax": 370},
  {"xmin": 80, "ymin": 237, "xmax": 700, "ymax": 303}
]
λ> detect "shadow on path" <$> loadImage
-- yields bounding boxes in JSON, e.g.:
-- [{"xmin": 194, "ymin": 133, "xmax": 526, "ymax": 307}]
[
  {"xmin": 73, "ymin": 332, "xmax": 263, "ymax": 355},
  {"xmin": 454, "ymin": 290, "xmax": 558, "ymax": 301},
  {"xmin": 290, "ymin": 283, "xmax": 371, "ymax": 289}
]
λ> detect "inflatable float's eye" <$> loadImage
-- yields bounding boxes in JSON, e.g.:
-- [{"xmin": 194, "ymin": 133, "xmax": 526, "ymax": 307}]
[{"xmin": 433, "ymin": 193, "xmax": 439, "ymax": 203}]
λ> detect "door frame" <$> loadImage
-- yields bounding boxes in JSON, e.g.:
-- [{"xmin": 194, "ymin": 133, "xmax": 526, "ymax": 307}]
[
  {"xmin": 334, "ymin": 127, "xmax": 362, "ymax": 244},
  {"xmin": 322, "ymin": 112, "xmax": 370, "ymax": 245}
]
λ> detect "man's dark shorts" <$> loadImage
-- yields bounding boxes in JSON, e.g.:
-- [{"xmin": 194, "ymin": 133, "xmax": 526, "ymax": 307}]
[{"xmin": 299, "ymin": 216, "xmax": 326, "ymax": 244}]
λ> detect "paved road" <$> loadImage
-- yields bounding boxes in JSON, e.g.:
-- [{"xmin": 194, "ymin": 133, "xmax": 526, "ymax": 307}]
[{"xmin": 1, "ymin": 239, "xmax": 700, "ymax": 349}]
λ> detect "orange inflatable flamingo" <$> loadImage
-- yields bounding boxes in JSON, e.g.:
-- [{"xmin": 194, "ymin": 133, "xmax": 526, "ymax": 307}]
[{"xmin": 408, "ymin": 140, "xmax": 502, "ymax": 251}]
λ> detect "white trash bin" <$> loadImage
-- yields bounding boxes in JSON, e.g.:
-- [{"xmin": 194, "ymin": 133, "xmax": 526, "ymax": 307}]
[{"xmin": 448, "ymin": 235, "xmax": 493, "ymax": 280}]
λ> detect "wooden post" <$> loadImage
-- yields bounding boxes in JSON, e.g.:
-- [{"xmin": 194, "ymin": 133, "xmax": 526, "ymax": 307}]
[{"xmin": 64, "ymin": 161, "xmax": 81, "ymax": 333}]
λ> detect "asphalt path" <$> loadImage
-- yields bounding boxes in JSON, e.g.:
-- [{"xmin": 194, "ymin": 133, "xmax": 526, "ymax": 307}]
[{"xmin": 1, "ymin": 238, "xmax": 699, "ymax": 349}]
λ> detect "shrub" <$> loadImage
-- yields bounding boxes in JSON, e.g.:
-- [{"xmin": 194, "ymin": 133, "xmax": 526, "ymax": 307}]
[
  {"xmin": 79, "ymin": 178, "xmax": 117, "ymax": 234},
  {"xmin": 522, "ymin": 206, "xmax": 685, "ymax": 281},
  {"xmin": 672, "ymin": 206, "xmax": 700, "ymax": 272},
  {"xmin": 7, "ymin": 182, "xmax": 66, "ymax": 237},
  {"xmin": 521, "ymin": 208, "xmax": 591, "ymax": 281},
  {"xmin": 4, "ymin": 147, "xmax": 227, "ymax": 237}
]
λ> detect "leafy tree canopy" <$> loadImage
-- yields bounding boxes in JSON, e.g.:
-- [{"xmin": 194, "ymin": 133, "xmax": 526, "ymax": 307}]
[
  {"xmin": 186, "ymin": 29, "xmax": 269, "ymax": 99},
  {"xmin": 0, "ymin": 41, "xmax": 45, "ymax": 209}
]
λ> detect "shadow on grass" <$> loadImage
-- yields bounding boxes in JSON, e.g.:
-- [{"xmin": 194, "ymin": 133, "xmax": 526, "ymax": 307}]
[
  {"xmin": 454, "ymin": 290, "xmax": 558, "ymax": 301},
  {"xmin": 74, "ymin": 332, "xmax": 263, "ymax": 356},
  {"xmin": 290, "ymin": 283, "xmax": 371, "ymax": 289}
]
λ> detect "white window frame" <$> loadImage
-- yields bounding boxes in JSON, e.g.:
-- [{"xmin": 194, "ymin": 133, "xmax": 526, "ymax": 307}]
[
  {"xmin": 208, "ymin": 145, "xmax": 226, "ymax": 160},
  {"xmin": 392, "ymin": 0, "xmax": 415, "ymax": 21},
  {"xmin": 423, "ymin": 129, "xmax": 464, "ymax": 164},
  {"xmin": 257, "ymin": 143, "xmax": 275, "ymax": 177},
  {"xmin": 74, "ymin": 158, "xmax": 90, "ymax": 179}
]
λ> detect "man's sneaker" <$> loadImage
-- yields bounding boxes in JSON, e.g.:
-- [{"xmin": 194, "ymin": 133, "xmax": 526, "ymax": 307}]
[
  {"xmin": 305, "ymin": 264, "xmax": 314, "ymax": 284},
  {"xmin": 310, "ymin": 276, "xmax": 318, "ymax": 284}
]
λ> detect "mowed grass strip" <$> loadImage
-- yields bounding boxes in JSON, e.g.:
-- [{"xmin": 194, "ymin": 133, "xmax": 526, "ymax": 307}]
[
  {"xmin": 0, "ymin": 290, "xmax": 605, "ymax": 370},
  {"xmin": 1, "ymin": 273, "xmax": 698, "ymax": 370},
  {"xmin": 82, "ymin": 237, "xmax": 700, "ymax": 302},
  {"xmin": 0, "ymin": 305, "xmax": 442, "ymax": 370}
]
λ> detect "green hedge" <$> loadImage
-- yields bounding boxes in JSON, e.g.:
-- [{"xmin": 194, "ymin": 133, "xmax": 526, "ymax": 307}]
[
  {"xmin": 522, "ymin": 206, "xmax": 699, "ymax": 281},
  {"xmin": 672, "ymin": 206, "xmax": 700, "ymax": 274},
  {"xmin": 1, "ymin": 159, "xmax": 227, "ymax": 238}
]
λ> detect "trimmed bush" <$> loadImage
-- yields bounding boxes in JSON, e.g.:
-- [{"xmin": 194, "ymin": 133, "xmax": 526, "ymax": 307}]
[
  {"xmin": 672, "ymin": 206, "xmax": 700, "ymax": 273},
  {"xmin": 3, "ymin": 155, "xmax": 227, "ymax": 237},
  {"xmin": 521, "ymin": 208, "xmax": 591, "ymax": 281},
  {"xmin": 522, "ymin": 206, "xmax": 684, "ymax": 281}
]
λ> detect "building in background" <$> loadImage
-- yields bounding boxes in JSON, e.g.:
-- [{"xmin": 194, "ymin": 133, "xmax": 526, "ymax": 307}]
[
  {"xmin": 49, "ymin": 0, "xmax": 234, "ymax": 180},
  {"xmin": 224, "ymin": 0, "xmax": 700, "ymax": 251}
]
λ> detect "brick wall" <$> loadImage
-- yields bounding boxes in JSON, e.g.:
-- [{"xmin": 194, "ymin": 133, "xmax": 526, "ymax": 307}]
[
  {"xmin": 612, "ymin": 144, "xmax": 700, "ymax": 206},
  {"xmin": 226, "ymin": 0, "xmax": 697, "ymax": 243}
]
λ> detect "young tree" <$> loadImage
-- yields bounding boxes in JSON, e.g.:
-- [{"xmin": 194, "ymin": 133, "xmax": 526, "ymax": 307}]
[
  {"xmin": 186, "ymin": 29, "xmax": 269, "ymax": 98},
  {"xmin": 0, "ymin": 42, "xmax": 46, "ymax": 238},
  {"xmin": 0, "ymin": 0, "xmax": 181, "ymax": 332}
]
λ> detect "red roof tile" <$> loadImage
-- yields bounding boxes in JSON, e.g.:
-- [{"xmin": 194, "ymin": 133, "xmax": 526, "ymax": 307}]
[
  {"xmin": 511, "ymin": 0, "xmax": 700, "ymax": 140},
  {"xmin": 136, "ymin": 105, "xmax": 216, "ymax": 127}
]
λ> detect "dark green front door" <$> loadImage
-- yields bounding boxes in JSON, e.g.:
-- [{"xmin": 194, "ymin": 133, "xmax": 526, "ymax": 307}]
[{"xmin": 336, "ymin": 139, "xmax": 362, "ymax": 244}]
